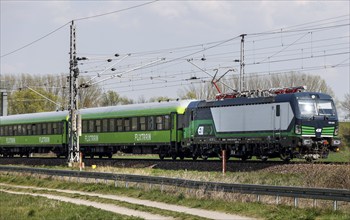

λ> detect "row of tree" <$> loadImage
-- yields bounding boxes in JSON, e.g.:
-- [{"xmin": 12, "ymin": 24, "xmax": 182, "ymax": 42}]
[{"xmin": 1, "ymin": 72, "xmax": 349, "ymax": 117}]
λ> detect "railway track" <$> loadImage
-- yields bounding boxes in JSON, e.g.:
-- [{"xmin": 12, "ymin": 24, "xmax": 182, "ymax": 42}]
[{"xmin": 0, "ymin": 157, "xmax": 348, "ymax": 172}]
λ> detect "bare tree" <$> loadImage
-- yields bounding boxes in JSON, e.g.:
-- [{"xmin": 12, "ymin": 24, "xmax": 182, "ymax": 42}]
[{"xmin": 341, "ymin": 93, "xmax": 350, "ymax": 118}]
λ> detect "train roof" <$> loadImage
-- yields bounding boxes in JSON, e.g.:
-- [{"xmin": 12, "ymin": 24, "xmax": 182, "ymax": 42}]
[
  {"xmin": 0, "ymin": 100, "xmax": 195, "ymax": 125},
  {"xmin": 189, "ymin": 92, "xmax": 334, "ymax": 108},
  {"xmin": 79, "ymin": 100, "xmax": 194, "ymax": 119},
  {"xmin": 0, "ymin": 111, "xmax": 68, "ymax": 125}
]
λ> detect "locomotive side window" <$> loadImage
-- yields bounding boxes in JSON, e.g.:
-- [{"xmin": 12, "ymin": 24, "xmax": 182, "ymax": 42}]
[
  {"xmin": 276, "ymin": 105, "xmax": 280, "ymax": 117},
  {"xmin": 0, "ymin": 126, "xmax": 4, "ymax": 136}
]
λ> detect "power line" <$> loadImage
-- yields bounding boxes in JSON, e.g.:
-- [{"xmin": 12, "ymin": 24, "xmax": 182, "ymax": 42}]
[
  {"xmin": 74, "ymin": 0, "xmax": 159, "ymax": 21},
  {"xmin": 0, "ymin": 22, "xmax": 71, "ymax": 58},
  {"xmin": 1, "ymin": 0, "xmax": 159, "ymax": 58}
]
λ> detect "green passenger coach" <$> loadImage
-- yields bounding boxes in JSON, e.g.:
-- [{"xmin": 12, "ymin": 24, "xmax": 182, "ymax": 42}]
[
  {"xmin": 0, "ymin": 111, "xmax": 68, "ymax": 157},
  {"xmin": 78, "ymin": 100, "xmax": 192, "ymax": 159}
]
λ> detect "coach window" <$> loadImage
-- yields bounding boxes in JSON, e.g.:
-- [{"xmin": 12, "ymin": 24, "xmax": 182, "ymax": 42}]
[
  {"xmin": 102, "ymin": 119, "xmax": 108, "ymax": 132},
  {"xmin": 26, "ymin": 125, "xmax": 32, "ymax": 135},
  {"xmin": 148, "ymin": 116, "xmax": 154, "ymax": 130},
  {"xmin": 164, "ymin": 115, "xmax": 170, "ymax": 130},
  {"xmin": 95, "ymin": 120, "xmax": 101, "ymax": 133},
  {"xmin": 116, "ymin": 119, "xmax": 123, "ymax": 132},
  {"xmin": 48, "ymin": 123, "xmax": 53, "ymax": 135},
  {"xmin": 89, "ymin": 120, "xmax": 95, "ymax": 133},
  {"xmin": 53, "ymin": 123, "xmax": 58, "ymax": 134},
  {"xmin": 32, "ymin": 124, "xmax": 37, "ymax": 135},
  {"xmin": 22, "ymin": 125, "xmax": 27, "ymax": 135},
  {"xmin": 42, "ymin": 123, "xmax": 47, "ymax": 135},
  {"xmin": 82, "ymin": 120, "xmax": 88, "ymax": 133},
  {"xmin": 0, "ymin": 127, "xmax": 3, "ymax": 136},
  {"xmin": 124, "ymin": 118, "xmax": 130, "ymax": 131},
  {"xmin": 131, "ymin": 117, "xmax": 138, "ymax": 131},
  {"xmin": 156, "ymin": 116, "xmax": 163, "ymax": 130},
  {"xmin": 140, "ymin": 117, "xmax": 146, "ymax": 131},
  {"xmin": 13, "ymin": 125, "xmax": 18, "ymax": 135},
  {"xmin": 109, "ymin": 119, "xmax": 115, "ymax": 132}
]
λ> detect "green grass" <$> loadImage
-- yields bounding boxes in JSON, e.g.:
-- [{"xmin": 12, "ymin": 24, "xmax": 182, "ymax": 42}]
[
  {"xmin": 0, "ymin": 191, "xmax": 140, "ymax": 220},
  {"xmin": 0, "ymin": 174, "xmax": 349, "ymax": 220}
]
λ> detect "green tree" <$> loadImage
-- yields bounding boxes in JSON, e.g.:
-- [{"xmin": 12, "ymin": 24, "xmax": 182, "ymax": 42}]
[
  {"xmin": 8, "ymin": 88, "xmax": 59, "ymax": 114},
  {"xmin": 148, "ymin": 96, "xmax": 174, "ymax": 103},
  {"xmin": 100, "ymin": 90, "xmax": 133, "ymax": 106}
]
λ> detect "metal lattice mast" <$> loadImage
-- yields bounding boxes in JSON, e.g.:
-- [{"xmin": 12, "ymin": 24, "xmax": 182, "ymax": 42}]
[
  {"xmin": 239, "ymin": 34, "xmax": 247, "ymax": 92},
  {"xmin": 68, "ymin": 20, "xmax": 80, "ymax": 164}
]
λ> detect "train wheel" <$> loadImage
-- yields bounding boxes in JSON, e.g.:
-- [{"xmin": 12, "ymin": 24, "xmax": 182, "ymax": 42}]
[
  {"xmin": 91, "ymin": 155, "xmax": 94, "ymax": 159},
  {"xmin": 280, "ymin": 153, "xmax": 291, "ymax": 162},
  {"xmin": 260, "ymin": 156, "xmax": 268, "ymax": 162},
  {"xmin": 192, "ymin": 156, "xmax": 198, "ymax": 161},
  {"xmin": 159, "ymin": 154, "xmax": 165, "ymax": 160},
  {"xmin": 171, "ymin": 155, "xmax": 177, "ymax": 160},
  {"xmin": 201, "ymin": 155, "xmax": 208, "ymax": 160},
  {"xmin": 179, "ymin": 155, "xmax": 185, "ymax": 160}
]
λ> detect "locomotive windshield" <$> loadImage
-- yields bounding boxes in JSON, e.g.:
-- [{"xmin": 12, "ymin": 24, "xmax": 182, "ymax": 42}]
[{"xmin": 298, "ymin": 99, "xmax": 336, "ymax": 117}]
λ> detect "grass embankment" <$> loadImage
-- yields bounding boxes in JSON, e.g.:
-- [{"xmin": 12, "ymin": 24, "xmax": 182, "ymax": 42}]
[
  {"xmin": 0, "ymin": 174, "xmax": 349, "ymax": 220},
  {"xmin": 0, "ymin": 191, "xmax": 139, "ymax": 220}
]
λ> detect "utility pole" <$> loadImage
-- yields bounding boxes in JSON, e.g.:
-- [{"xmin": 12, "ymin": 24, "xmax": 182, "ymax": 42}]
[
  {"xmin": 239, "ymin": 34, "xmax": 246, "ymax": 92},
  {"xmin": 68, "ymin": 20, "xmax": 80, "ymax": 165},
  {"xmin": 0, "ymin": 89, "xmax": 8, "ymax": 116}
]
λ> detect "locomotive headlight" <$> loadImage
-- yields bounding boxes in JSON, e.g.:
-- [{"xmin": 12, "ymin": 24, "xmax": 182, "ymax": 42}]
[
  {"xmin": 295, "ymin": 124, "xmax": 302, "ymax": 134},
  {"xmin": 334, "ymin": 126, "xmax": 339, "ymax": 136}
]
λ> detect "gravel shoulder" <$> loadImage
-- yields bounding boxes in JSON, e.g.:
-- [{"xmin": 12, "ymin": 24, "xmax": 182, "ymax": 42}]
[{"xmin": 0, "ymin": 183, "xmax": 255, "ymax": 220}]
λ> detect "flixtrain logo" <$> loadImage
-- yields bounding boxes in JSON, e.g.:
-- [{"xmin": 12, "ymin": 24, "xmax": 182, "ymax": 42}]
[{"xmin": 316, "ymin": 128, "xmax": 322, "ymax": 133}]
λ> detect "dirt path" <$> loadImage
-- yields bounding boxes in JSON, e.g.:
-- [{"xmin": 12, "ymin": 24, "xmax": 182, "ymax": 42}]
[
  {"xmin": 0, "ymin": 183, "xmax": 255, "ymax": 220},
  {"xmin": 1, "ymin": 189, "xmax": 172, "ymax": 220}
]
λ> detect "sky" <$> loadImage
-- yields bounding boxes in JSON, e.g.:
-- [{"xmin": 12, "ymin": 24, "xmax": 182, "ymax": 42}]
[{"xmin": 1, "ymin": 1, "xmax": 349, "ymax": 106}]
